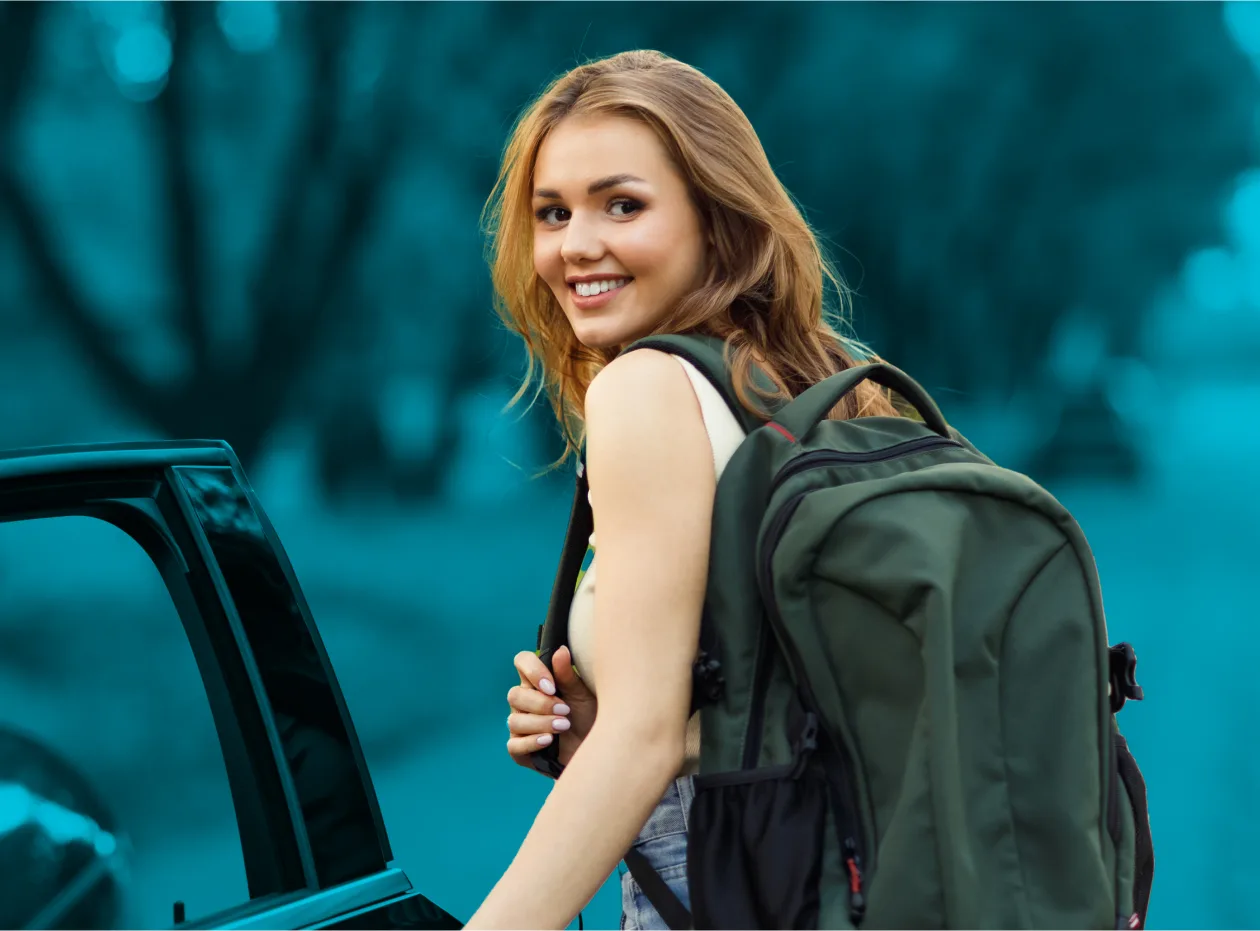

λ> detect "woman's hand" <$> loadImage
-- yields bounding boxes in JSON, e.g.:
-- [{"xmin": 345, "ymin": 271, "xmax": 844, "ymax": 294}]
[{"xmin": 507, "ymin": 645, "xmax": 597, "ymax": 769}]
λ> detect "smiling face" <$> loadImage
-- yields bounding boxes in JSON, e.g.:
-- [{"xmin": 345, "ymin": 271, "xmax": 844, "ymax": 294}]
[{"xmin": 532, "ymin": 114, "xmax": 710, "ymax": 350}]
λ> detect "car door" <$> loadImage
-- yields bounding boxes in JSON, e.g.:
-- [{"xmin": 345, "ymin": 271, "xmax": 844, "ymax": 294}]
[{"xmin": 0, "ymin": 439, "xmax": 461, "ymax": 930}]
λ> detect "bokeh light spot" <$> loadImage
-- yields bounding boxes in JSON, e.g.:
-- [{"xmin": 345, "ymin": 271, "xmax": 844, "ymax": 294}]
[
  {"xmin": 1224, "ymin": 1, "xmax": 1260, "ymax": 60},
  {"xmin": 216, "ymin": 1, "xmax": 280, "ymax": 55},
  {"xmin": 112, "ymin": 21, "xmax": 172, "ymax": 86},
  {"xmin": 1184, "ymin": 247, "xmax": 1241, "ymax": 315}
]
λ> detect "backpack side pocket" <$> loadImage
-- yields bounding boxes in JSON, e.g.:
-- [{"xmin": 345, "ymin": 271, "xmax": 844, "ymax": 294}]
[{"xmin": 688, "ymin": 762, "xmax": 827, "ymax": 930}]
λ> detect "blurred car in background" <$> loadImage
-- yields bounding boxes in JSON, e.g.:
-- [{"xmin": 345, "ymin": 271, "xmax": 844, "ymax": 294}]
[{"xmin": 0, "ymin": 726, "xmax": 127, "ymax": 929}]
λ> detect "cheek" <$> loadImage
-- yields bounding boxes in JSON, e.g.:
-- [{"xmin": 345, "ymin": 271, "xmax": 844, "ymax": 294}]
[
  {"xmin": 620, "ymin": 216, "xmax": 705, "ymax": 285},
  {"xmin": 533, "ymin": 238, "xmax": 559, "ymax": 283},
  {"xmin": 610, "ymin": 227, "xmax": 674, "ymax": 280}
]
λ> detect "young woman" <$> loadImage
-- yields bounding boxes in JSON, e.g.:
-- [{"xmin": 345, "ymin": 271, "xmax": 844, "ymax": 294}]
[{"xmin": 468, "ymin": 49, "xmax": 899, "ymax": 930}]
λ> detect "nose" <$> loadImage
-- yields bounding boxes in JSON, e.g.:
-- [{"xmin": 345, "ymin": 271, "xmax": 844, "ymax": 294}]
[{"xmin": 559, "ymin": 213, "xmax": 605, "ymax": 264}]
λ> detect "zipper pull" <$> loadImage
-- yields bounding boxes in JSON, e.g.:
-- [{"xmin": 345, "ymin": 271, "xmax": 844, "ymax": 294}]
[
  {"xmin": 844, "ymin": 837, "xmax": 866, "ymax": 924},
  {"xmin": 790, "ymin": 712, "xmax": 819, "ymax": 778}
]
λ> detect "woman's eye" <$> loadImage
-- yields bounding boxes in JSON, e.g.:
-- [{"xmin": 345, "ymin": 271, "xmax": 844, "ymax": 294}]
[
  {"xmin": 609, "ymin": 198, "xmax": 644, "ymax": 218},
  {"xmin": 535, "ymin": 205, "xmax": 568, "ymax": 225},
  {"xmin": 534, "ymin": 198, "xmax": 641, "ymax": 225}
]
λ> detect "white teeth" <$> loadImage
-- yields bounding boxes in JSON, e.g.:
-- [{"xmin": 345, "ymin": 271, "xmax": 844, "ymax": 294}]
[{"xmin": 575, "ymin": 278, "xmax": 627, "ymax": 297}]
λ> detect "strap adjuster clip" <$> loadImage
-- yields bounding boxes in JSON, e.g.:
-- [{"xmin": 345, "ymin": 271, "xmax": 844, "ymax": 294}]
[{"xmin": 1108, "ymin": 642, "xmax": 1144, "ymax": 713}]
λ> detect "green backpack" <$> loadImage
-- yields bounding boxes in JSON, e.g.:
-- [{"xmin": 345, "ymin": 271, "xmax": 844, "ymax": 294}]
[{"xmin": 534, "ymin": 334, "xmax": 1153, "ymax": 930}]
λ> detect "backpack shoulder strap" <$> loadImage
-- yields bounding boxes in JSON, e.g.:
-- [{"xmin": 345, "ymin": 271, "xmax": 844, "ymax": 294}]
[
  {"xmin": 624, "ymin": 848, "xmax": 693, "ymax": 930},
  {"xmin": 530, "ymin": 463, "xmax": 592, "ymax": 779},
  {"xmin": 621, "ymin": 333, "xmax": 771, "ymax": 434},
  {"xmin": 537, "ymin": 463, "xmax": 592, "ymax": 658}
]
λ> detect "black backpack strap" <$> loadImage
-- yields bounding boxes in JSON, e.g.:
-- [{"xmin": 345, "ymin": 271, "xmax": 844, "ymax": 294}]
[
  {"xmin": 530, "ymin": 463, "xmax": 593, "ymax": 779},
  {"xmin": 623, "ymin": 848, "xmax": 693, "ymax": 930},
  {"xmin": 1109, "ymin": 643, "xmax": 1152, "ymax": 928},
  {"xmin": 1115, "ymin": 731, "xmax": 1154, "ymax": 928}
]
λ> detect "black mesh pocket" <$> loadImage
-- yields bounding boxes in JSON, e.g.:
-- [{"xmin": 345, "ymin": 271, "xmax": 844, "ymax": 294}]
[{"xmin": 687, "ymin": 764, "xmax": 827, "ymax": 930}]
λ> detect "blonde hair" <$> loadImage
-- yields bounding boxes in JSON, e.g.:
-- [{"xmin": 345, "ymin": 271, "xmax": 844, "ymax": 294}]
[{"xmin": 481, "ymin": 49, "xmax": 900, "ymax": 465}]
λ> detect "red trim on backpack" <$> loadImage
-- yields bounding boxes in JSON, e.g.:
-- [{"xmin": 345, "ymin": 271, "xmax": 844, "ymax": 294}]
[
  {"xmin": 845, "ymin": 858, "xmax": 862, "ymax": 893},
  {"xmin": 767, "ymin": 422, "xmax": 795, "ymax": 442}
]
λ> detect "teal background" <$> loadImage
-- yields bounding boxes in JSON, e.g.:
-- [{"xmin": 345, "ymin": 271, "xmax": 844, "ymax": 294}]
[{"xmin": 0, "ymin": 1, "xmax": 1258, "ymax": 928}]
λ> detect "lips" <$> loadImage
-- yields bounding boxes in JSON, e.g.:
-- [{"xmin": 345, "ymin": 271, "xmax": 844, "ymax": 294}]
[
  {"xmin": 567, "ymin": 277, "xmax": 632, "ymax": 296},
  {"xmin": 571, "ymin": 284, "xmax": 624, "ymax": 297},
  {"xmin": 568, "ymin": 278, "xmax": 631, "ymax": 309}
]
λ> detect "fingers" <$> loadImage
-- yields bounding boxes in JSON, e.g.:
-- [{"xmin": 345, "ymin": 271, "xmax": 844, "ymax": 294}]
[
  {"xmin": 505, "ymin": 703, "xmax": 571, "ymax": 767},
  {"xmin": 506, "ymin": 681, "xmax": 572, "ymax": 738},
  {"xmin": 513, "ymin": 650, "xmax": 556, "ymax": 696},
  {"xmin": 509, "ymin": 705, "xmax": 574, "ymax": 735},
  {"xmin": 507, "ymin": 732, "xmax": 556, "ymax": 764},
  {"xmin": 505, "ymin": 682, "xmax": 570, "ymax": 757},
  {"xmin": 507, "ymin": 711, "xmax": 571, "ymax": 738},
  {"xmin": 507, "ymin": 684, "xmax": 570, "ymax": 717},
  {"xmin": 507, "ymin": 648, "xmax": 592, "ymax": 773}
]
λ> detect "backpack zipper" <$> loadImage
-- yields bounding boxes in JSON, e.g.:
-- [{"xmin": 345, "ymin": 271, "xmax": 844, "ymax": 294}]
[
  {"xmin": 740, "ymin": 616, "xmax": 774, "ymax": 770},
  {"xmin": 747, "ymin": 431, "xmax": 964, "ymax": 770},
  {"xmin": 771, "ymin": 435, "xmax": 963, "ymax": 493},
  {"xmin": 742, "ymin": 433, "xmax": 964, "ymax": 920},
  {"xmin": 741, "ymin": 495, "xmax": 805, "ymax": 770},
  {"xmin": 754, "ymin": 490, "xmax": 868, "ymax": 925}
]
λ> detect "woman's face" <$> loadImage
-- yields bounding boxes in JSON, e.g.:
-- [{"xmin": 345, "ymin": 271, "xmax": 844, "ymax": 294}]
[{"xmin": 532, "ymin": 114, "xmax": 710, "ymax": 350}]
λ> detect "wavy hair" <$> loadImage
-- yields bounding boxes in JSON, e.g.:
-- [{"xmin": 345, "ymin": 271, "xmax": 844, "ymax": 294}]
[{"xmin": 481, "ymin": 49, "xmax": 900, "ymax": 465}]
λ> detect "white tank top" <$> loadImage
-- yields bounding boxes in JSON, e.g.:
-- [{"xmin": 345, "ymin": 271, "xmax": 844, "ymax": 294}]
[{"xmin": 567, "ymin": 355, "xmax": 747, "ymax": 777}]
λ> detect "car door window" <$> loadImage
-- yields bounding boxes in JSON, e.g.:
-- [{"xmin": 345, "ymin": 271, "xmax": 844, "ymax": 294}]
[
  {"xmin": 0, "ymin": 442, "xmax": 455, "ymax": 931},
  {"xmin": 173, "ymin": 466, "xmax": 390, "ymax": 890},
  {"xmin": 0, "ymin": 514, "xmax": 249, "ymax": 928}
]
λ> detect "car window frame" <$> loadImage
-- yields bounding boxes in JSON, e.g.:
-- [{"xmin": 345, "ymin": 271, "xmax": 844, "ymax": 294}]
[{"xmin": 0, "ymin": 440, "xmax": 407, "ymax": 928}]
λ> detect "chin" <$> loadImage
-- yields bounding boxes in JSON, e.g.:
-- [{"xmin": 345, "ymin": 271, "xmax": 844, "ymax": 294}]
[{"xmin": 569, "ymin": 317, "xmax": 643, "ymax": 351}]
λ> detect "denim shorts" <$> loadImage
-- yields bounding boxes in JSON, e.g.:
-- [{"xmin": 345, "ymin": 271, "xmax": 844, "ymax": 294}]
[{"xmin": 618, "ymin": 775, "xmax": 694, "ymax": 931}]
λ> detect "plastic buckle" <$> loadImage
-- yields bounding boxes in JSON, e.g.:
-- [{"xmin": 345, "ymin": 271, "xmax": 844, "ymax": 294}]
[
  {"xmin": 1108, "ymin": 642, "xmax": 1144, "ymax": 713},
  {"xmin": 798, "ymin": 712, "xmax": 819, "ymax": 754},
  {"xmin": 691, "ymin": 649, "xmax": 725, "ymax": 710},
  {"xmin": 790, "ymin": 712, "xmax": 819, "ymax": 778}
]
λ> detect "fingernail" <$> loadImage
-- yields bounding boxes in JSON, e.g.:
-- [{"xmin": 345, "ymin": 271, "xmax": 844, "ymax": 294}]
[
  {"xmin": 552, "ymin": 717, "xmax": 571, "ymax": 732},
  {"xmin": 536, "ymin": 734, "xmax": 553, "ymax": 747},
  {"xmin": 539, "ymin": 679, "xmax": 555, "ymax": 695},
  {"xmin": 553, "ymin": 703, "xmax": 571, "ymax": 715}
]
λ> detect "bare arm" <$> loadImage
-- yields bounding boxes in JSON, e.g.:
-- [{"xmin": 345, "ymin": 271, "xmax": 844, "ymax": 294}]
[{"xmin": 465, "ymin": 349, "xmax": 714, "ymax": 929}]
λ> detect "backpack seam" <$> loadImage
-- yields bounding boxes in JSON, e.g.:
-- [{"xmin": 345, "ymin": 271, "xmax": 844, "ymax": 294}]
[
  {"xmin": 1057, "ymin": 532, "xmax": 1118, "ymax": 919},
  {"xmin": 776, "ymin": 478, "xmax": 1089, "ymax": 924},
  {"xmin": 999, "ymin": 536, "xmax": 1070, "ymax": 927}
]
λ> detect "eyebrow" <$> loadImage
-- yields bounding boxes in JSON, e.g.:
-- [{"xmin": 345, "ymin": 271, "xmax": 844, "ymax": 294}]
[{"xmin": 533, "ymin": 173, "xmax": 648, "ymax": 200}]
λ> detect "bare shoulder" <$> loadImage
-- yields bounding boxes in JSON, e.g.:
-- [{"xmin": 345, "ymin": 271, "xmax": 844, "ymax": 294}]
[
  {"xmin": 584, "ymin": 348, "xmax": 694, "ymax": 423},
  {"xmin": 583, "ymin": 348, "xmax": 710, "ymax": 493}
]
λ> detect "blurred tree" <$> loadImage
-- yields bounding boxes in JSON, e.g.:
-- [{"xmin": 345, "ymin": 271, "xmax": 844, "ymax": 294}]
[
  {"xmin": 2, "ymin": 2, "xmax": 1255, "ymax": 489},
  {"xmin": 734, "ymin": 2, "xmax": 1258, "ymax": 477},
  {"xmin": 462, "ymin": 0, "xmax": 1260, "ymax": 480},
  {"xmin": 0, "ymin": 2, "xmax": 413, "ymax": 479}
]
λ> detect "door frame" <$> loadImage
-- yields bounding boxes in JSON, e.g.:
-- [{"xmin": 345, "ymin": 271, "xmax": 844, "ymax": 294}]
[{"xmin": 0, "ymin": 440, "xmax": 412, "ymax": 927}]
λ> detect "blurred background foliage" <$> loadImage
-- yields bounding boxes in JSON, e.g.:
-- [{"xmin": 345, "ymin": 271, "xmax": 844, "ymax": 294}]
[{"xmin": 0, "ymin": 1, "xmax": 1257, "ymax": 928}]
